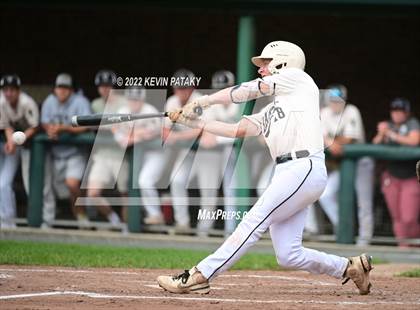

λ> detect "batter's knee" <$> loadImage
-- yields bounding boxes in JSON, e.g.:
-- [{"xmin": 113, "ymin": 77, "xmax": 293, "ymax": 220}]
[{"xmin": 276, "ymin": 247, "xmax": 304, "ymax": 268}]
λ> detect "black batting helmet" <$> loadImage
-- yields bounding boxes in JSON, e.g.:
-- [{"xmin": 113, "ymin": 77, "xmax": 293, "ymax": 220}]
[
  {"xmin": 0, "ymin": 74, "xmax": 21, "ymax": 88},
  {"xmin": 94, "ymin": 70, "xmax": 117, "ymax": 87},
  {"xmin": 172, "ymin": 68, "xmax": 195, "ymax": 88}
]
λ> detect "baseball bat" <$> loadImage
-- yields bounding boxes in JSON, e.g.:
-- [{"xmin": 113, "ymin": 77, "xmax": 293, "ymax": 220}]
[
  {"xmin": 71, "ymin": 113, "xmax": 168, "ymax": 127},
  {"xmin": 71, "ymin": 106, "xmax": 203, "ymax": 127}
]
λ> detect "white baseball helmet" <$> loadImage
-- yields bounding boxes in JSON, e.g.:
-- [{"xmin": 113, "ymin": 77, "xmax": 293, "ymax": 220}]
[{"xmin": 251, "ymin": 41, "xmax": 306, "ymax": 74}]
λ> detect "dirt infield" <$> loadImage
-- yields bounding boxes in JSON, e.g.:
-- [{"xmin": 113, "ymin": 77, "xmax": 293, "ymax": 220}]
[{"xmin": 0, "ymin": 264, "xmax": 419, "ymax": 309}]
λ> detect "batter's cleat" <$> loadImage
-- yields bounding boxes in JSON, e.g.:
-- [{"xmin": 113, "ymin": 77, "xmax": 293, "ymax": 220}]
[
  {"xmin": 342, "ymin": 253, "xmax": 373, "ymax": 295},
  {"xmin": 157, "ymin": 266, "xmax": 210, "ymax": 294}
]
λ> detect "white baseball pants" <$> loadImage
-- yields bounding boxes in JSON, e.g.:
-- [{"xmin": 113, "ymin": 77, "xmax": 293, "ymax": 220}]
[
  {"xmin": 0, "ymin": 143, "xmax": 20, "ymax": 225},
  {"xmin": 21, "ymin": 149, "xmax": 56, "ymax": 225},
  {"xmin": 197, "ymin": 155, "xmax": 348, "ymax": 280},
  {"xmin": 138, "ymin": 151, "xmax": 167, "ymax": 218},
  {"xmin": 170, "ymin": 148, "xmax": 222, "ymax": 229},
  {"xmin": 221, "ymin": 146, "xmax": 238, "ymax": 235}
]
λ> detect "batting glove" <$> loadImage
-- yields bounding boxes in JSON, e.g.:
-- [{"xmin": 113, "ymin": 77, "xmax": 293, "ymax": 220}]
[
  {"xmin": 182, "ymin": 95, "xmax": 210, "ymax": 119},
  {"xmin": 168, "ymin": 109, "xmax": 202, "ymax": 129}
]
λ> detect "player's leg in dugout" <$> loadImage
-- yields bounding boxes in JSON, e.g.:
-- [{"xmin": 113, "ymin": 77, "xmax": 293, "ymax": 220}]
[
  {"xmin": 221, "ymin": 146, "xmax": 238, "ymax": 235},
  {"xmin": 0, "ymin": 144, "xmax": 20, "ymax": 227},
  {"xmin": 113, "ymin": 157, "xmax": 128, "ymax": 225},
  {"xmin": 197, "ymin": 156, "xmax": 347, "ymax": 280},
  {"xmin": 86, "ymin": 156, "xmax": 116, "ymax": 220},
  {"xmin": 398, "ymin": 176, "xmax": 420, "ymax": 240},
  {"xmin": 194, "ymin": 150, "xmax": 223, "ymax": 236},
  {"xmin": 170, "ymin": 149, "xmax": 194, "ymax": 228},
  {"xmin": 21, "ymin": 149, "xmax": 56, "ymax": 227},
  {"xmin": 138, "ymin": 151, "xmax": 166, "ymax": 223},
  {"xmin": 318, "ymin": 169, "xmax": 340, "ymax": 229},
  {"xmin": 355, "ymin": 156, "xmax": 375, "ymax": 245}
]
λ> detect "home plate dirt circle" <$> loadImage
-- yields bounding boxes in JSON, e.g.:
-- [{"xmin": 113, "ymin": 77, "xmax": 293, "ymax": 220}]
[{"xmin": 0, "ymin": 265, "xmax": 419, "ymax": 309}]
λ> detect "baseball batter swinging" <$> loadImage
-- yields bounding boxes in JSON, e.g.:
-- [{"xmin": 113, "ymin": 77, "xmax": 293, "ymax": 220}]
[{"xmin": 157, "ymin": 41, "xmax": 373, "ymax": 295}]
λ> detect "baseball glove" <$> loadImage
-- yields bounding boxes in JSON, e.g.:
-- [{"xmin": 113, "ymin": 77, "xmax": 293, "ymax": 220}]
[{"xmin": 416, "ymin": 160, "xmax": 420, "ymax": 183}]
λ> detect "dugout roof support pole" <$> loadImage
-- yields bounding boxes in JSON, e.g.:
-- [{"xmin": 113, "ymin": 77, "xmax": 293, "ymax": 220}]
[{"xmin": 234, "ymin": 16, "xmax": 256, "ymax": 227}]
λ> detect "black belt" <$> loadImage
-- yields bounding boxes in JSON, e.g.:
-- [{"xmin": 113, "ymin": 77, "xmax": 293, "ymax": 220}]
[{"xmin": 276, "ymin": 150, "xmax": 310, "ymax": 164}]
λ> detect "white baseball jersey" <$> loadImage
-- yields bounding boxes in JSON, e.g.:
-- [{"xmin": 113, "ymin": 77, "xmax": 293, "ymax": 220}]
[
  {"xmin": 243, "ymin": 68, "xmax": 324, "ymax": 160},
  {"xmin": 0, "ymin": 91, "xmax": 39, "ymax": 130},
  {"xmin": 90, "ymin": 94, "xmax": 129, "ymax": 161},
  {"xmin": 196, "ymin": 69, "xmax": 349, "ymax": 282},
  {"xmin": 91, "ymin": 94, "xmax": 127, "ymax": 114},
  {"xmin": 321, "ymin": 103, "xmax": 365, "ymax": 143},
  {"xmin": 114, "ymin": 102, "xmax": 161, "ymax": 144}
]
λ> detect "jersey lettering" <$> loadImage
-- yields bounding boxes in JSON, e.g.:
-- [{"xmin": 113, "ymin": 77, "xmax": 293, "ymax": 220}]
[{"xmin": 262, "ymin": 106, "xmax": 285, "ymax": 137}]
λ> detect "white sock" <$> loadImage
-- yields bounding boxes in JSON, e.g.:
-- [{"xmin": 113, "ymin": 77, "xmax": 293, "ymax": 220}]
[{"xmin": 107, "ymin": 212, "xmax": 121, "ymax": 225}]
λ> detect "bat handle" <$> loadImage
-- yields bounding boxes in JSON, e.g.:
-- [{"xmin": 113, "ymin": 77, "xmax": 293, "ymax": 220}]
[{"xmin": 163, "ymin": 107, "xmax": 202, "ymax": 118}]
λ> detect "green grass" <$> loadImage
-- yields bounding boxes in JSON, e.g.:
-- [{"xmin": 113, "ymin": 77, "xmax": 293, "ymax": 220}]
[
  {"xmin": 0, "ymin": 240, "xmax": 280, "ymax": 270},
  {"xmin": 371, "ymin": 257, "xmax": 387, "ymax": 265},
  {"xmin": 398, "ymin": 268, "xmax": 420, "ymax": 278}
]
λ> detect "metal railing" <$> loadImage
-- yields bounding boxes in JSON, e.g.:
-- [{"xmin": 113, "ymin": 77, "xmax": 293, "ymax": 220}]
[
  {"xmin": 337, "ymin": 144, "xmax": 420, "ymax": 243},
  {"xmin": 27, "ymin": 133, "xmax": 420, "ymax": 243}
]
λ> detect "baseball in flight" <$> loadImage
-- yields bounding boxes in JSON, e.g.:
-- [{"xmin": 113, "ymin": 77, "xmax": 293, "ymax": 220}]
[{"xmin": 12, "ymin": 131, "xmax": 26, "ymax": 145}]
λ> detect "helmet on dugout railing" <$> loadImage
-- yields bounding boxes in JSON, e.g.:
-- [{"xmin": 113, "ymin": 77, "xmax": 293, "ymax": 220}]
[
  {"xmin": 211, "ymin": 70, "xmax": 235, "ymax": 89},
  {"xmin": 251, "ymin": 41, "xmax": 306, "ymax": 74}
]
